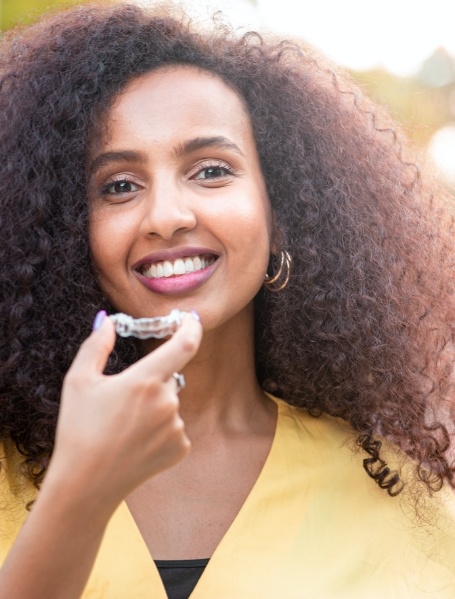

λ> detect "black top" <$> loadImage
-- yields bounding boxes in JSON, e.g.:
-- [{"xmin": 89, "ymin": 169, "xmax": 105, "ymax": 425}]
[{"xmin": 155, "ymin": 558, "xmax": 210, "ymax": 599}]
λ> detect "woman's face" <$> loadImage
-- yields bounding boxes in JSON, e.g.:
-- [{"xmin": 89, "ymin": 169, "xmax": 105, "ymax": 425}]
[{"xmin": 88, "ymin": 66, "xmax": 271, "ymax": 331}]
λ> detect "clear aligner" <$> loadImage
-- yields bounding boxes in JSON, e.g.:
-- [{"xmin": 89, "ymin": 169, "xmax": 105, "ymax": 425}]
[{"xmin": 109, "ymin": 309, "xmax": 186, "ymax": 339}]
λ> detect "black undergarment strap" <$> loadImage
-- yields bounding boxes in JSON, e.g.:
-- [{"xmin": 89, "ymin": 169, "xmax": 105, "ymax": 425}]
[{"xmin": 154, "ymin": 558, "xmax": 210, "ymax": 599}]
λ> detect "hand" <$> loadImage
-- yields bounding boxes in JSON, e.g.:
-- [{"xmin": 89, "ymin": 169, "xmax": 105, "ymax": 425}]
[{"xmin": 46, "ymin": 312, "xmax": 202, "ymax": 508}]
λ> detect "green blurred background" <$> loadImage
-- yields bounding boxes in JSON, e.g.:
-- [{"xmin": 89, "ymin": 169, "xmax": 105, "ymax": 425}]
[
  {"xmin": 0, "ymin": 0, "xmax": 84, "ymax": 29},
  {"xmin": 2, "ymin": 0, "xmax": 455, "ymax": 188}
]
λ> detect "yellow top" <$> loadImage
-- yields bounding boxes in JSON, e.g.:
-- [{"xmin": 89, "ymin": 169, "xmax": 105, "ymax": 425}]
[{"xmin": 1, "ymin": 397, "xmax": 455, "ymax": 598}]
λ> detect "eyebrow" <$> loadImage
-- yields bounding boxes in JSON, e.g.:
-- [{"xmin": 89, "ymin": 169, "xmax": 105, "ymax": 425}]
[
  {"xmin": 89, "ymin": 150, "xmax": 146, "ymax": 176},
  {"xmin": 89, "ymin": 136, "xmax": 244, "ymax": 176},
  {"xmin": 174, "ymin": 136, "xmax": 245, "ymax": 158}
]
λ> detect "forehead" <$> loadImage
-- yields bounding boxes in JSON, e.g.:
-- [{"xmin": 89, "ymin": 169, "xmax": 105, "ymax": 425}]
[{"xmin": 99, "ymin": 65, "xmax": 254, "ymax": 150}]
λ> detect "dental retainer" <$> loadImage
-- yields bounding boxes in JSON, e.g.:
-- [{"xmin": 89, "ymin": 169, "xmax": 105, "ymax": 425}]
[{"xmin": 109, "ymin": 309, "xmax": 186, "ymax": 339}]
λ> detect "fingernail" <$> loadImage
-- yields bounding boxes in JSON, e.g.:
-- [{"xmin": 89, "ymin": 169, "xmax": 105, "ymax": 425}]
[
  {"xmin": 190, "ymin": 310, "xmax": 200, "ymax": 322},
  {"xmin": 92, "ymin": 310, "xmax": 107, "ymax": 331}
]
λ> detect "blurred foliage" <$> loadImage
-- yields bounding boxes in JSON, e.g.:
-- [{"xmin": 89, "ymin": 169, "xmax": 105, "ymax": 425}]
[
  {"xmin": 351, "ymin": 48, "xmax": 455, "ymax": 148},
  {"xmin": 0, "ymin": 0, "xmax": 98, "ymax": 30}
]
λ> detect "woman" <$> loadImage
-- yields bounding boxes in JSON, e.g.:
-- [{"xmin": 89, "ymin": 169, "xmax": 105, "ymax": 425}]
[{"xmin": 1, "ymin": 2, "xmax": 455, "ymax": 597}]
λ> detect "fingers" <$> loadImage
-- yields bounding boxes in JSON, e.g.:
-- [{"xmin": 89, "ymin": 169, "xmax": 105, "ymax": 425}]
[
  {"xmin": 66, "ymin": 310, "xmax": 201, "ymax": 392},
  {"xmin": 66, "ymin": 312, "xmax": 117, "ymax": 382},
  {"xmin": 129, "ymin": 313, "xmax": 202, "ymax": 382}
]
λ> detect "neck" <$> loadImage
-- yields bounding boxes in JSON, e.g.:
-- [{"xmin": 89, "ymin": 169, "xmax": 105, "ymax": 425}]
[{"xmin": 142, "ymin": 304, "xmax": 274, "ymax": 438}]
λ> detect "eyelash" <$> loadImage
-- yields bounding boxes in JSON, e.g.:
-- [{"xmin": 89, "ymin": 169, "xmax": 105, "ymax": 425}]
[
  {"xmin": 99, "ymin": 160, "xmax": 236, "ymax": 197},
  {"xmin": 190, "ymin": 160, "xmax": 235, "ymax": 180},
  {"xmin": 100, "ymin": 180, "xmax": 139, "ymax": 196}
]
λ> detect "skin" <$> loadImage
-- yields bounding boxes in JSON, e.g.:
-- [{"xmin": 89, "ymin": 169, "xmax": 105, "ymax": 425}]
[
  {"xmin": 89, "ymin": 66, "xmax": 277, "ymax": 559},
  {"xmin": 89, "ymin": 65, "xmax": 272, "ymax": 333},
  {"xmin": 0, "ymin": 66, "xmax": 277, "ymax": 596},
  {"xmin": 0, "ymin": 315, "xmax": 202, "ymax": 598}
]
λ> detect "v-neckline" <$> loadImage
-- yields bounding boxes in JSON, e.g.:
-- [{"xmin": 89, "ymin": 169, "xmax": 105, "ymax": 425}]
[{"xmin": 118, "ymin": 394, "xmax": 284, "ymax": 598}]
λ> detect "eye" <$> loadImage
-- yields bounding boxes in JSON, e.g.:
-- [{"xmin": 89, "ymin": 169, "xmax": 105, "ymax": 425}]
[
  {"xmin": 102, "ymin": 180, "xmax": 141, "ymax": 195},
  {"xmin": 194, "ymin": 166, "xmax": 232, "ymax": 180},
  {"xmin": 191, "ymin": 160, "xmax": 235, "ymax": 182}
]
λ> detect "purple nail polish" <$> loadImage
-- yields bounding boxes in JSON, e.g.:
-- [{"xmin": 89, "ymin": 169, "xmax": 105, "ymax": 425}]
[
  {"xmin": 92, "ymin": 310, "xmax": 107, "ymax": 331},
  {"xmin": 190, "ymin": 310, "xmax": 201, "ymax": 322}
]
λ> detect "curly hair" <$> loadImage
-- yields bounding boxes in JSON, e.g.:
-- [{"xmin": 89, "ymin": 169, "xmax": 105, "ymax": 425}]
[{"xmin": 1, "ymin": 2, "xmax": 454, "ymax": 496}]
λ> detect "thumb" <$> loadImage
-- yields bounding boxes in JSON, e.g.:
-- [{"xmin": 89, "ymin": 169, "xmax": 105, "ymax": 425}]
[{"xmin": 67, "ymin": 311, "xmax": 116, "ymax": 380}]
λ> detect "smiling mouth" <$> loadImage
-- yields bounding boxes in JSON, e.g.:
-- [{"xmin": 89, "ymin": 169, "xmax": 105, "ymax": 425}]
[{"xmin": 140, "ymin": 254, "xmax": 218, "ymax": 279}]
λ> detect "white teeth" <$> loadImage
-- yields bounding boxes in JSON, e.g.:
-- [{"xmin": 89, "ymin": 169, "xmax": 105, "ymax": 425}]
[
  {"xmin": 184, "ymin": 258, "xmax": 194, "ymax": 272},
  {"xmin": 163, "ymin": 261, "xmax": 173, "ymax": 277},
  {"xmin": 142, "ymin": 254, "xmax": 216, "ymax": 279},
  {"xmin": 173, "ymin": 258, "xmax": 186, "ymax": 275}
]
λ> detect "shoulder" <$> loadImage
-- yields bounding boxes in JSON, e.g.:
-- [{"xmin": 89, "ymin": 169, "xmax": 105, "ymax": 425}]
[
  {"xmin": 0, "ymin": 439, "xmax": 36, "ymax": 500},
  {"xmin": 269, "ymin": 396, "xmax": 455, "ymax": 587},
  {"xmin": 273, "ymin": 395, "xmax": 455, "ymax": 509},
  {"xmin": 0, "ymin": 440, "xmax": 36, "ymax": 563},
  {"xmin": 271, "ymin": 394, "xmax": 360, "ymax": 460}
]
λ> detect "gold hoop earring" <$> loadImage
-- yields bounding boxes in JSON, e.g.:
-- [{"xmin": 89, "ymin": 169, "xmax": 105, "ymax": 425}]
[{"xmin": 263, "ymin": 250, "xmax": 292, "ymax": 292}]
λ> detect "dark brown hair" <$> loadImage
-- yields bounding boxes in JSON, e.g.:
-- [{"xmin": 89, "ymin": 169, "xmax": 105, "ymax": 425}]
[{"xmin": 0, "ymin": 2, "xmax": 454, "ymax": 495}]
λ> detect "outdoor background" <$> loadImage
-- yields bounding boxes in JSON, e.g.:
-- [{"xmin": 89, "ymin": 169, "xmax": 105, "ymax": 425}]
[{"xmin": 2, "ymin": 0, "xmax": 455, "ymax": 189}]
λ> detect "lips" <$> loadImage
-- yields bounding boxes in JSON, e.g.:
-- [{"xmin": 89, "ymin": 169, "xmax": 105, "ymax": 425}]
[
  {"xmin": 141, "ymin": 254, "xmax": 217, "ymax": 279},
  {"xmin": 133, "ymin": 247, "xmax": 220, "ymax": 295}
]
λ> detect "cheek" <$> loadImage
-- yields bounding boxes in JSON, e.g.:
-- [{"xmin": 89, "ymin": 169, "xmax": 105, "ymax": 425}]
[
  {"xmin": 89, "ymin": 210, "xmax": 129, "ymax": 277},
  {"xmin": 237, "ymin": 190, "xmax": 272, "ymax": 248},
  {"xmin": 89, "ymin": 215, "xmax": 108, "ymax": 273},
  {"xmin": 225, "ymin": 194, "xmax": 272, "ymax": 271}
]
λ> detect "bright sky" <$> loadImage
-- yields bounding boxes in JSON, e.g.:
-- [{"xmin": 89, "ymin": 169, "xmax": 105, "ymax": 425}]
[
  {"xmin": 139, "ymin": 0, "xmax": 455, "ymax": 76},
  {"xmin": 257, "ymin": 0, "xmax": 455, "ymax": 76},
  {"xmin": 137, "ymin": 0, "xmax": 455, "ymax": 182}
]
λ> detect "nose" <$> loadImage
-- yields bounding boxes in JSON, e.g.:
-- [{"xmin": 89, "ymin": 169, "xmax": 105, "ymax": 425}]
[{"xmin": 139, "ymin": 178, "xmax": 197, "ymax": 240}]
